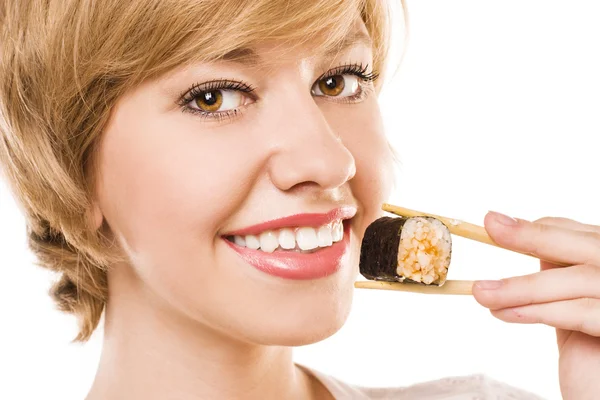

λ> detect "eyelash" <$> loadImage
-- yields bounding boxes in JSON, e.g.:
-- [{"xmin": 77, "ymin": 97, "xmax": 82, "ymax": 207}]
[
  {"xmin": 177, "ymin": 62, "xmax": 379, "ymax": 121},
  {"xmin": 317, "ymin": 62, "xmax": 379, "ymax": 87}
]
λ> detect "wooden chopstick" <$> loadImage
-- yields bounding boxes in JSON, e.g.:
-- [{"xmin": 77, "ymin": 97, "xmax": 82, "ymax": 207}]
[
  {"xmin": 355, "ymin": 280, "xmax": 474, "ymax": 295},
  {"xmin": 381, "ymin": 203, "xmax": 497, "ymax": 247},
  {"xmin": 381, "ymin": 203, "xmax": 570, "ymax": 266}
]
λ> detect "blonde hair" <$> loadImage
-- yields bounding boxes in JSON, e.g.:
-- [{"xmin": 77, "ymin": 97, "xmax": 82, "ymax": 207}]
[{"xmin": 0, "ymin": 0, "xmax": 398, "ymax": 341}]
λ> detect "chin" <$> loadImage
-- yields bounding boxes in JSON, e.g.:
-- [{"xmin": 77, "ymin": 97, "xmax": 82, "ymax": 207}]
[{"xmin": 234, "ymin": 279, "xmax": 355, "ymax": 347}]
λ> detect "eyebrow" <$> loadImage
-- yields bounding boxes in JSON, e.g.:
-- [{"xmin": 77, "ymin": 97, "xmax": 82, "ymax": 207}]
[
  {"xmin": 219, "ymin": 30, "xmax": 373, "ymax": 66},
  {"xmin": 220, "ymin": 47, "xmax": 261, "ymax": 65}
]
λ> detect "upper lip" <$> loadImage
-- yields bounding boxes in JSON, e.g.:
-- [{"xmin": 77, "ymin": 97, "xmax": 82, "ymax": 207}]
[{"xmin": 223, "ymin": 206, "xmax": 357, "ymax": 237}]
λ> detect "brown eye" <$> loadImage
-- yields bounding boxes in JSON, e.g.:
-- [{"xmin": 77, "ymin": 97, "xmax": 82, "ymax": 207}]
[
  {"xmin": 195, "ymin": 90, "xmax": 223, "ymax": 112},
  {"xmin": 189, "ymin": 88, "xmax": 251, "ymax": 114},
  {"xmin": 312, "ymin": 74, "xmax": 360, "ymax": 98},
  {"xmin": 318, "ymin": 75, "xmax": 345, "ymax": 96}
]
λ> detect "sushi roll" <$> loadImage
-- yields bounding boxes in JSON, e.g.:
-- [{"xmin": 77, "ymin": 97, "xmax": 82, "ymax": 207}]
[{"xmin": 359, "ymin": 216, "xmax": 452, "ymax": 286}]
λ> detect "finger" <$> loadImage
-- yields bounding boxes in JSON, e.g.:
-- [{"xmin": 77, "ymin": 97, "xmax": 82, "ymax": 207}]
[
  {"xmin": 484, "ymin": 211, "xmax": 600, "ymax": 266},
  {"xmin": 473, "ymin": 264, "xmax": 600, "ymax": 310},
  {"xmin": 490, "ymin": 298, "xmax": 600, "ymax": 337},
  {"xmin": 534, "ymin": 216, "xmax": 600, "ymax": 235},
  {"xmin": 536, "ymin": 218, "xmax": 599, "ymax": 272}
]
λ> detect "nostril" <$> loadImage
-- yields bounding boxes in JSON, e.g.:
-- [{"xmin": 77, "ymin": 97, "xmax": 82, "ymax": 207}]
[{"xmin": 284, "ymin": 181, "xmax": 322, "ymax": 193}]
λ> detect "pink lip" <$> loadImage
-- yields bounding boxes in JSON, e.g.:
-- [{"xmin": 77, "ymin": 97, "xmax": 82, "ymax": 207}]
[
  {"xmin": 223, "ymin": 207, "xmax": 357, "ymax": 280},
  {"xmin": 224, "ymin": 206, "xmax": 357, "ymax": 236},
  {"xmin": 225, "ymin": 220, "xmax": 352, "ymax": 280}
]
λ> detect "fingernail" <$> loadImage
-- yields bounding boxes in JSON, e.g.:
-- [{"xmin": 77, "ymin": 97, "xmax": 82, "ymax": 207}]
[
  {"xmin": 488, "ymin": 211, "xmax": 518, "ymax": 226},
  {"xmin": 475, "ymin": 280, "xmax": 503, "ymax": 290}
]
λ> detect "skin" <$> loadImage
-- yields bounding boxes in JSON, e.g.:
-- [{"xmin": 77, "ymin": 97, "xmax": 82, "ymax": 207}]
[
  {"xmin": 476, "ymin": 212, "xmax": 600, "ymax": 399},
  {"xmin": 86, "ymin": 20, "xmax": 394, "ymax": 400},
  {"xmin": 80, "ymin": 13, "xmax": 599, "ymax": 400}
]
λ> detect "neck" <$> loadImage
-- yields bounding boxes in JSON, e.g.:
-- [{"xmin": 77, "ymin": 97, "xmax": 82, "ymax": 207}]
[{"xmin": 85, "ymin": 268, "xmax": 327, "ymax": 400}]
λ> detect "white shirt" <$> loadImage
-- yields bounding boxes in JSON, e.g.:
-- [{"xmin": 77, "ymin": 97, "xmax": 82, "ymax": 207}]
[{"xmin": 299, "ymin": 365, "xmax": 546, "ymax": 399}]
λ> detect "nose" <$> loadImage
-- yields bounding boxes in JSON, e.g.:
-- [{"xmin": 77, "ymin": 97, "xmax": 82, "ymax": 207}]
[{"xmin": 267, "ymin": 95, "xmax": 357, "ymax": 192}]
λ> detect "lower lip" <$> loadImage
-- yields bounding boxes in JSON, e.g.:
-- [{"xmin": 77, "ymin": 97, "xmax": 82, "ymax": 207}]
[{"xmin": 224, "ymin": 221, "xmax": 352, "ymax": 280}]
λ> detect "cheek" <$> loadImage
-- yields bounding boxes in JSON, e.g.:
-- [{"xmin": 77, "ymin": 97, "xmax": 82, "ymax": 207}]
[{"xmin": 95, "ymin": 105, "xmax": 260, "ymax": 276}]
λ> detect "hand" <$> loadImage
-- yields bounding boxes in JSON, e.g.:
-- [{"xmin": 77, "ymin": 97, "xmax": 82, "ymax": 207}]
[{"xmin": 473, "ymin": 211, "xmax": 600, "ymax": 399}]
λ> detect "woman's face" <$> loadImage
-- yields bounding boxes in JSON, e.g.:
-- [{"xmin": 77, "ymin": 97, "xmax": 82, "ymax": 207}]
[{"xmin": 94, "ymin": 21, "xmax": 394, "ymax": 345}]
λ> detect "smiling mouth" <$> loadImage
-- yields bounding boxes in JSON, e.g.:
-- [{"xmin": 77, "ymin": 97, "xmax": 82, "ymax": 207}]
[
  {"xmin": 224, "ymin": 218, "xmax": 353, "ymax": 280},
  {"xmin": 225, "ymin": 219, "xmax": 347, "ymax": 254},
  {"xmin": 221, "ymin": 207, "xmax": 356, "ymax": 280}
]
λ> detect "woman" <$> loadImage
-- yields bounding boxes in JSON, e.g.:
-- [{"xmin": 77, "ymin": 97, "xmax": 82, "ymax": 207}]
[{"xmin": 0, "ymin": 0, "xmax": 597, "ymax": 398}]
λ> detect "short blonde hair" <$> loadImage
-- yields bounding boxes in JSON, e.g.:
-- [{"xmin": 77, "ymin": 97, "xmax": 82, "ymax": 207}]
[{"xmin": 0, "ymin": 0, "xmax": 397, "ymax": 341}]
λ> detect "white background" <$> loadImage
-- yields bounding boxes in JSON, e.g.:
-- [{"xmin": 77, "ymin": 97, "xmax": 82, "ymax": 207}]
[{"xmin": 1, "ymin": 1, "xmax": 599, "ymax": 399}]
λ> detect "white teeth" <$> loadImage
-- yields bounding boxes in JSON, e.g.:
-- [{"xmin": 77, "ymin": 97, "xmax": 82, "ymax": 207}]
[
  {"xmin": 234, "ymin": 235, "xmax": 246, "ymax": 246},
  {"xmin": 317, "ymin": 225, "xmax": 333, "ymax": 247},
  {"xmin": 232, "ymin": 220, "xmax": 345, "ymax": 252},
  {"xmin": 278, "ymin": 228, "xmax": 296, "ymax": 250},
  {"xmin": 296, "ymin": 227, "xmax": 319, "ymax": 250},
  {"xmin": 245, "ymin": 234, "xmax": 260, "ymax": 250},
  {"xmin": 259, "ymin": 231, "xmax": 279, "ymax": 253},
  {"xmin": 331, "ymin": 221, "xmax": 343, "ymax": 242}
]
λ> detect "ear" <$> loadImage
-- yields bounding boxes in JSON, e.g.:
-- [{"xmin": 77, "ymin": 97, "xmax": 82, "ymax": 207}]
[{"xmin": 88, "ymin": 201, "xmax": 104, "ymax": 231}]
